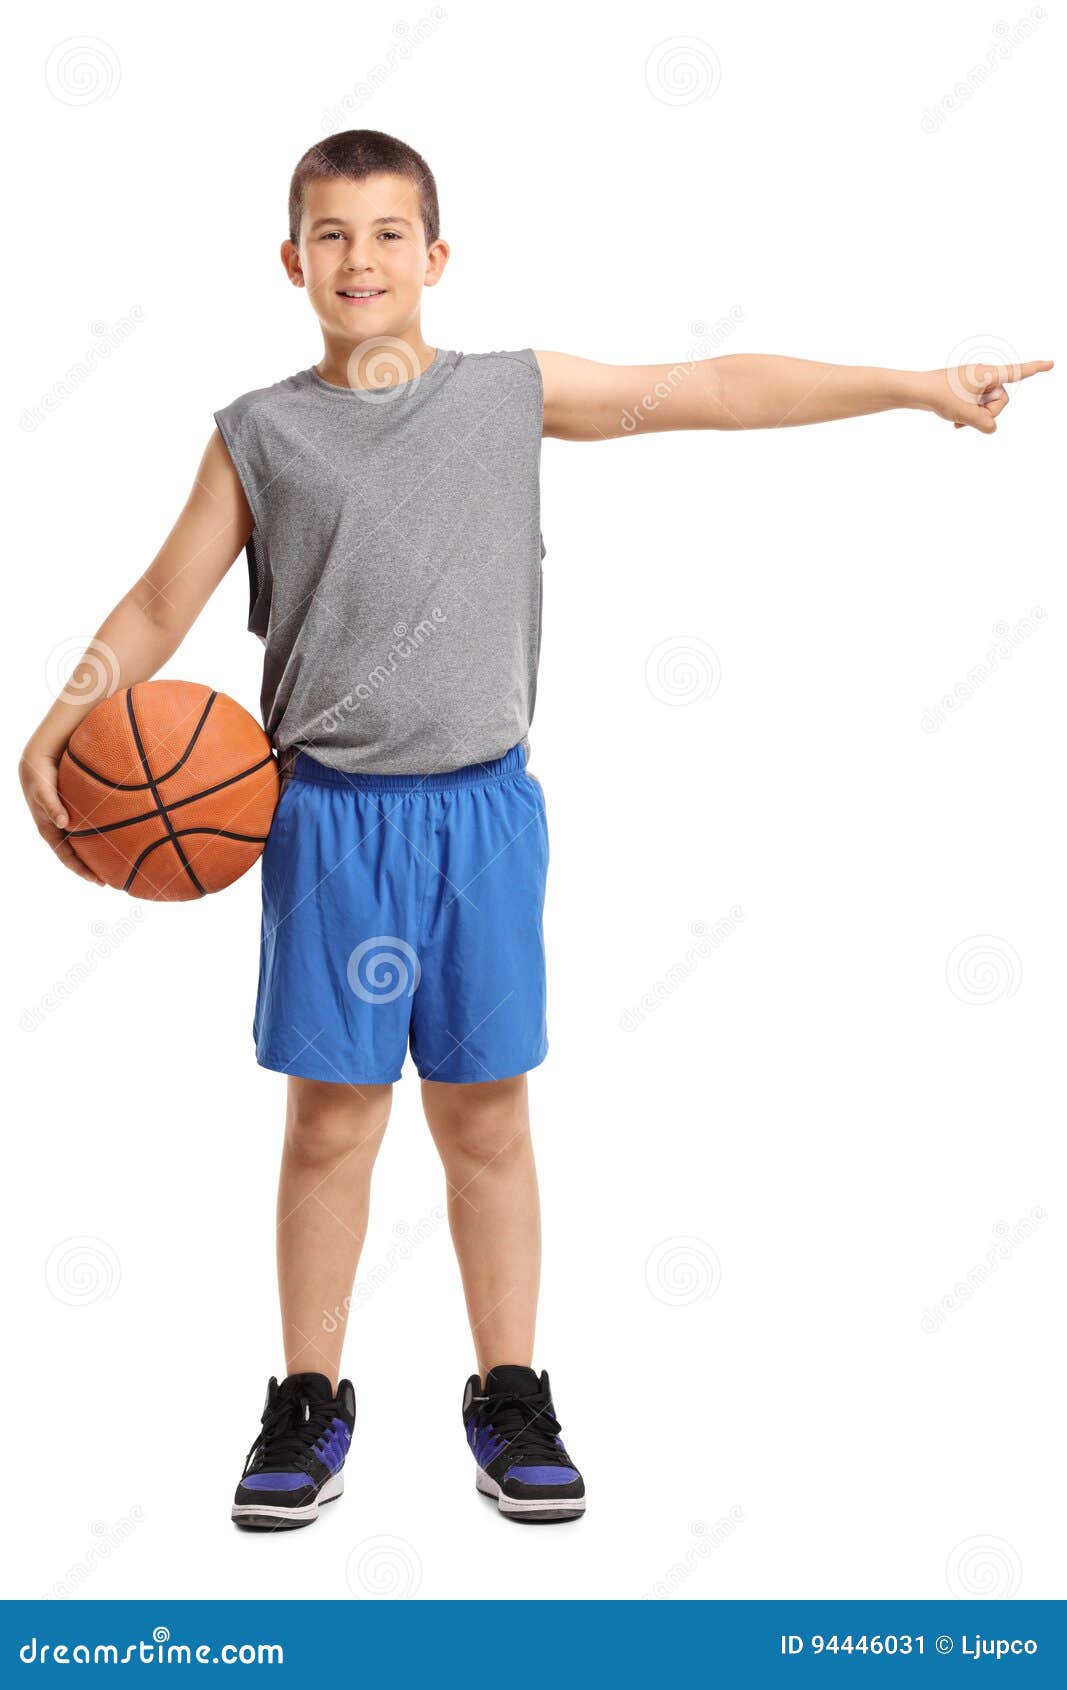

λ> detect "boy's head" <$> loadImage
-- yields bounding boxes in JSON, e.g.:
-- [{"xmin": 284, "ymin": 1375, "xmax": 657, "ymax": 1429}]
[{"xmin": 283, "ymin": 130, "xmax": 448, "ymax": 361}]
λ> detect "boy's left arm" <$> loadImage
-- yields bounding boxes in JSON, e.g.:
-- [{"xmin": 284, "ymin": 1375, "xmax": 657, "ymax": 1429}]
[{"xmin": 535, "ymin": 350, "xmax": 1052, "ymax": 440}]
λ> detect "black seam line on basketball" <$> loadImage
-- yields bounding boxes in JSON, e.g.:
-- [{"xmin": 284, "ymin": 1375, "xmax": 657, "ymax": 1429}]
[
  {"xmin": 125, "ymin": 689, "xmax": 206, "ymax": 896},
  {"xmin": 67, "ymin": 688, "xmax": 220, "ymax": 790},
  {"xmin": 66, "ymin": 752, "xmax": 276, "ymax": 836},
  {"xmin": 120, "ymin": 821, "xmax": 270, "ymax": 892}
]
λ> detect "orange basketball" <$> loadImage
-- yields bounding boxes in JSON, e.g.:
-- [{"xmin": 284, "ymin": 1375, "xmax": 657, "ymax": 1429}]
[{"xmin": 58, "ymin": 680, "xmax": 279, "ymax": 901}]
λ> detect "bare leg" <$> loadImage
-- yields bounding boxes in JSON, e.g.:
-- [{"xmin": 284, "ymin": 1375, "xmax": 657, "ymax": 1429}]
[
  {"xmin": 276, "ymin": 1075, "xmax": 392, "ymax": 1389},
  {"xmin": 420, "ymin": 1073, "xmax": 540, "ymax": 1379}
]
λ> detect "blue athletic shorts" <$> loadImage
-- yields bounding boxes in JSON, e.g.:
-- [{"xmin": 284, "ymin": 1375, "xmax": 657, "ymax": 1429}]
[{"xmin": 253, "ymin": 741, "xmax": 549, "ymax": 1085}]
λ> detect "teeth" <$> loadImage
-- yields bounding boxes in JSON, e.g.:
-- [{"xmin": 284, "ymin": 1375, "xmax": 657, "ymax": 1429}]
[{"xmin": 342, "ymin": 290, "xmax": 383, "ymax": 298}]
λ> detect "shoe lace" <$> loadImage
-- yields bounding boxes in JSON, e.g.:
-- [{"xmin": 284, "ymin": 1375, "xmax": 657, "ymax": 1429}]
[
  {"xmin": 482, "ymin": 1389, "xmax": 571, "ymax": 1466},
  {"xmin": 242, "ymin": 1387, "xmax": 338, "ymax": 1476}
]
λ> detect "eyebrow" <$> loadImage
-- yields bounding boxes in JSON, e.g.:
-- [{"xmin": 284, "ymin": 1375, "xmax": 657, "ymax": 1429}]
[{"xmin": 308, "ymin": 215, "xmax": 415, "ymax": 232}]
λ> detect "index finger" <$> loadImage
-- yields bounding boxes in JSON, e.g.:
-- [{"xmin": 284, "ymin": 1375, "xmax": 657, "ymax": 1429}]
[{"xmin": 1001, "ymin": 360, "xmax": 1054, "ymax": 383}]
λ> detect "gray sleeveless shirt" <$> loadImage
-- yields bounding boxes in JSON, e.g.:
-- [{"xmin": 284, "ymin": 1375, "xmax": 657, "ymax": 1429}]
[{"xmin": 213, "ymin": 347, "xmax": 546, "ymax": 776}]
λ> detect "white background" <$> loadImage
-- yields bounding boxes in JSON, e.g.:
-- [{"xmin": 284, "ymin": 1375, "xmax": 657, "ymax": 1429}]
[{"xmin": 5, "ymin": 0, "xmax": 1062, "ymax": 1602}]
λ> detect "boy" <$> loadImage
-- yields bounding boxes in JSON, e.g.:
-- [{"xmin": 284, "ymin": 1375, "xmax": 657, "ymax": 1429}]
[{"xmin": 18, "ymin": 129, "xmax": 1050, "ymax": 1531}]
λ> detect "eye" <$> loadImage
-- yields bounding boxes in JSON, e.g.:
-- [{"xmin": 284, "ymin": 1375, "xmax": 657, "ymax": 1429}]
[
  {"xmin": 379, "ymin": 230, "xmax": 401, "ymax": 240},
  {"xmin": 319, "ymin": 230, "xmax": 345, "ymax": 241}
]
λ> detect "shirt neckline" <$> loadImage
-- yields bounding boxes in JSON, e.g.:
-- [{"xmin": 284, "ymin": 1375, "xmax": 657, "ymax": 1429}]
[{"xmin": 307, "ymin": 348, "xmax": 444, "ymax": 397}]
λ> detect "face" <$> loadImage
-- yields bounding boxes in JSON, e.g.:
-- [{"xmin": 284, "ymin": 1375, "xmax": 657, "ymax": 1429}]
[{"xmin": 283, "ymin": 172, "xmax": 448, "ymax": 345}]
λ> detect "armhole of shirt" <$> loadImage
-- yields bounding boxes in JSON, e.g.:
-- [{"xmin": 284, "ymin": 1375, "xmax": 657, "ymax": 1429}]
[
  {"xmin": 213, "ymin": 405, "xmax": 268, "ymax": 639},
  {"xmin": 505, "ymin": 349, "xmax": 547, "ymax": 562},
  {"xmin": 526, "ymin": 351, "xmax": 547, "ymax": 561}
]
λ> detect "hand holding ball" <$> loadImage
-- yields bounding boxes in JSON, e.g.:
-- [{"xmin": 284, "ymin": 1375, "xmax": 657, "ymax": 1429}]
[{"xmin": 58, "ymin": 681, "xmax": 279, "ymax": 900}]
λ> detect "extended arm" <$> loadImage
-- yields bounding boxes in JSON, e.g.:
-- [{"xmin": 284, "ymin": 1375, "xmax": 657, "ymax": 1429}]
[{"xmin": 536, "ymin": 350, "xmax": 1052, "ymax": 440}]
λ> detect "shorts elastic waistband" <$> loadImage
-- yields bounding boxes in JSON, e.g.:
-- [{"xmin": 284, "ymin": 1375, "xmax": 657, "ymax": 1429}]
[{"xmin": 287, "ymin": 740, "xmax": 530, "ymax": 794}]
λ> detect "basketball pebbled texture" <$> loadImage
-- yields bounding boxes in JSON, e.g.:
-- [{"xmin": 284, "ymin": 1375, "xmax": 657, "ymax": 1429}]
[{"xmin": 58, "ymin": 680, "xmax": 279, "ymax": 901}]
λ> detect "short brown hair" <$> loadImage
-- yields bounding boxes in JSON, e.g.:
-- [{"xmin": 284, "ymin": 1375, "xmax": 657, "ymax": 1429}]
[{"xmin": 288, "ymin": 129, "xmax": 440, "ymax": 248}]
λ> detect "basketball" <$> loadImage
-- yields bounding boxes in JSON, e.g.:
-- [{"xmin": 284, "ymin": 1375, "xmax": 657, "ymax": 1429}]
[{"xmin": 58, "ymin": 680, "xmax": 279, "ymax": 901}]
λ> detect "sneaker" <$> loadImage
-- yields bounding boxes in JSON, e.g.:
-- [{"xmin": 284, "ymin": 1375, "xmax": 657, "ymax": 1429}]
[
  {"xmin": 231, "ymin": 1371, "xmax": 355, "ymax": 1531},
  {"xmin": 462, "ymin": 1364, "xmax": 586, "ymax": 1521}
]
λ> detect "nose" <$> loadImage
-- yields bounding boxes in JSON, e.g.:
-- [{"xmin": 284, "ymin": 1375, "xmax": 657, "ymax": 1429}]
[{"xmin": 343, "ymin": 245, "xmax": 379, "ymax": 273}]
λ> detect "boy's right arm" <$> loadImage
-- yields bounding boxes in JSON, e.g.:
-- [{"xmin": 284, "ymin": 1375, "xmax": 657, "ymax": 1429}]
[{"xmin": 19, "ymin": 428, "xmax": 254, "ymax": 885}]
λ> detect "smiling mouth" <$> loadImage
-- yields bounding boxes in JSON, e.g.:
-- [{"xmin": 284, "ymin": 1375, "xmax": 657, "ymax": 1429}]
[{"xmin": 337, "ymin": 289, "xmax": 387, "ymax": 301}]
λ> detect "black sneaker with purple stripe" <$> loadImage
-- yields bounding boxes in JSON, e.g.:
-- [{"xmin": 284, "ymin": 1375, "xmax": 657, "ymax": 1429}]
[
  {"xmin": 462, "ymin": 1364, "xmax": 586, "ymax": 1521},
  {"xmin": 232, "ymin": 1372, "xmax": 355, "ymax": 1530}
]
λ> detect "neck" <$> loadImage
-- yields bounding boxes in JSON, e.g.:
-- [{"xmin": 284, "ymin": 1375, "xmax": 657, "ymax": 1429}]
[{"xmin": 315, "ymin": 333, "xmax": 436, "ymax": 392}]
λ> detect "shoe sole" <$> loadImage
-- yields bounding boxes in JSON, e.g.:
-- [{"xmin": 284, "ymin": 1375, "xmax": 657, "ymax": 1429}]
[
  {"xmin": 475, "ymin": 1465, "xmax": 585, "ymax": 1522},
  {"xmin": 231, "ymin": 1469, "xmax": 344, "ymax": 1530}
]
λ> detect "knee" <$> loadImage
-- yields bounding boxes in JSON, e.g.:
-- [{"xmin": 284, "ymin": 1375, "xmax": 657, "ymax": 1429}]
[
  {"xmin": 427, "ymin": 1079, "xmax": 530, "ymax": 1172},
  {"xmin": 284, "ymin": 1082, "xmax": 391, "ymax": 1171}
]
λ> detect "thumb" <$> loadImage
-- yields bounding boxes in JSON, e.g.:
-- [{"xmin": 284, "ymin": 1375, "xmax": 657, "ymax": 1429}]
[
  {"xmin": 960, "ymin": 403, "xmax": 996, "ymax": 434},
  {"xmin": 41, "ymin": 783, "xmax": 69, "ymax": 829}
]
